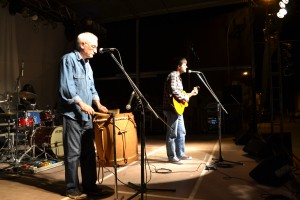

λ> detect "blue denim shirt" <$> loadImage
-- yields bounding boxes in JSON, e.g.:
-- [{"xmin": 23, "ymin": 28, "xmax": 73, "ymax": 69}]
[{"xmin": 58, "ymin": 50, "xmax": 100, "ymax": 122}]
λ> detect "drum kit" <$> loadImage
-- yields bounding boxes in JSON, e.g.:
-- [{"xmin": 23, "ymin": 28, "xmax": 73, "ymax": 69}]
[{"xmin": 0, "ymin": 91, "xmax": 63, "ymax": 164}]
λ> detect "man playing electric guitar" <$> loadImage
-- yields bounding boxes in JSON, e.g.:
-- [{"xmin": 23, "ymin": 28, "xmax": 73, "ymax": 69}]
[{"xmin": 163, "ymin": 57, "xmax": 200, "ymax": 163}]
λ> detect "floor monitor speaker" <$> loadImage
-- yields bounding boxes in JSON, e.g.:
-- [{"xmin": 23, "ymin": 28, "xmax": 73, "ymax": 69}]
[{"xmin": 249, "ymin": 155, "xmax": 292, "ymax": 186}]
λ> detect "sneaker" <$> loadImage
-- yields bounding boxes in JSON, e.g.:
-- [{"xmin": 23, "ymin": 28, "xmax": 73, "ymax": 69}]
[
  {"xmin": 168, "ymin": 157, "xmax": 181, "ymax": 163},
  {"xmin": 179, "ymin": 155, "xmax": 192, "ymax": 160},
  {"xmin": 66, "ymin": 192, "xmax": 87, "ymax": 199}
]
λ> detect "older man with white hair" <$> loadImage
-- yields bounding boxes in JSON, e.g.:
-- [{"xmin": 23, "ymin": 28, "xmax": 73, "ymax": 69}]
[{"xmin": 58, "ymin": 32, "xmax": 109, "ymax": 199}]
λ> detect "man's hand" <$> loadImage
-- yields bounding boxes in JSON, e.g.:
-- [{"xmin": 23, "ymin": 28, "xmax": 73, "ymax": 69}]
[
  {"xmin": 77, "ymin": 101, "xmax": 95, "ymax": 115},
  {"xmin": 94, "ymin": 100, "xmax": 108, "ymax": 113},
  {"xmin": 97, "ymin": 104, "xmax": 108, "ymax": 113},
  {"xmin": 190, "ymin": 86, "xmax": 200, "ymax": 96}
]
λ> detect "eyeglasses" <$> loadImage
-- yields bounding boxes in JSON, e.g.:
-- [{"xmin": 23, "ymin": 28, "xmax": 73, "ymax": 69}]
[{"xmin": 85, "ymin": 43, "xmax": 97, "ymax": 49}]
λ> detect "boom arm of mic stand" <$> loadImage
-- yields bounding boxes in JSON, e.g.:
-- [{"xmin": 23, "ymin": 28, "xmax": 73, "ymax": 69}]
[
  {"xmin": 108, "ymin": 53, "xmax": 173, "ymax": 130},
  {"xmin": 195, "ymin": 73, "xmax": 228, "ymax": 114}
]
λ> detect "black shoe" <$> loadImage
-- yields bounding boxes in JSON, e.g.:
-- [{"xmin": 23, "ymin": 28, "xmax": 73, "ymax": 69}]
[
  {"xmin": 84, "ymin": 188, "xmax": 111, "ymax": 197},
  {"xmin": 86, "ymin": 190, "xmax": 110, "ymax": 197},
  {"xmin": 66, "ymin": 192, "xmax": 87, "ymax": 199}
]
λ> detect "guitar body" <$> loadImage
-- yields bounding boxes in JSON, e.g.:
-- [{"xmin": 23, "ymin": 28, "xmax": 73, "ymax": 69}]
[
  {"xmin": 172, "ymin": 86, "xmax": 199, "ymax": 115},
  {"xmin": 173, "ymin": 91, "xmax": 188, "ymax": 115}
]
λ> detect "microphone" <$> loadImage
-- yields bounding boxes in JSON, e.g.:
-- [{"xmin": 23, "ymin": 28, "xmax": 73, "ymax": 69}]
[
  {"xmin": 188, "ymin": 70, "xmax": 201, "ymax": 74},
  {"xmin": 21, "ymin": 62, "xmax": 24, "ymax": 77},
  {"xmin": 99, "ymin": 48, "xmax": 116, "ymax": 54},
  {"xmin": 126, "ymin": 91, "xmax": 136, "ymax": 110}
]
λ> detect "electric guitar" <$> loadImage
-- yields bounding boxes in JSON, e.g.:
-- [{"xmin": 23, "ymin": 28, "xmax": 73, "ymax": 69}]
[{"xmin": 173, "ymin": 86, "xmax": 199, "ymax": 115}]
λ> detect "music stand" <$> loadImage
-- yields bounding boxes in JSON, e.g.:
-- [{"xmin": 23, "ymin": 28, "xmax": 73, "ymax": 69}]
[
  {"xmin": 105, "ymin": 50, "xmax": 175, "ymax": 200},
  {"xmin": 190, "ymin": 71, "xmax": 243, "ymax": 168}
]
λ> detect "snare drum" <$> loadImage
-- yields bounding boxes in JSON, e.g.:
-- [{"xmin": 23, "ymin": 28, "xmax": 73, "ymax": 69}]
[
  {"xmin": 29, "ymin": 126, "xmax": 64, "ymax": 157},
  {"xmin": 93, "ymin": 112, "xmax": 138, "ymax": 167}
]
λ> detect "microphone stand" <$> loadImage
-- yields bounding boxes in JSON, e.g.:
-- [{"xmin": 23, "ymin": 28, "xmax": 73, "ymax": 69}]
[
  {"xmin": 192, "ymin": 72, "xmax": 243, "ymax": 167},
  {"xmin": 107, "ymin": 51, "xmax": 175, "ymax": 200},
  {"xmin": 111, "ymin": 112, "xmax": 119, "ymax": 200}
]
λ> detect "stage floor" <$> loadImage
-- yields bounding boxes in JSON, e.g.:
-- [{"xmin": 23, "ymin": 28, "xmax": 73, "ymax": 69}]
[{"xmin": 1, "ymin": 118, "xmax": 300, "ymax": 200}]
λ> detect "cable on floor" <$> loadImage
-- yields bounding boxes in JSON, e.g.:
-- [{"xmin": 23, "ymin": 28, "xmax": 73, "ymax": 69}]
[{"xmin": 155, "ymin": 168, "xmax": 172, "ymax": 174}]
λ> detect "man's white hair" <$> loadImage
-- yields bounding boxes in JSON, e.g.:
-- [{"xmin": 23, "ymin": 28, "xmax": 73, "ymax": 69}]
[{"xmin": 76, "ymin": 32, "xmax": 98, "ymax": 50}]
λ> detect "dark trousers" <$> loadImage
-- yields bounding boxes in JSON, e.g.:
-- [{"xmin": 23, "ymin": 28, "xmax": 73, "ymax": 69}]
[{"xmin": 63, "ymin": 116, "xmax": 97, "ymax": 195}]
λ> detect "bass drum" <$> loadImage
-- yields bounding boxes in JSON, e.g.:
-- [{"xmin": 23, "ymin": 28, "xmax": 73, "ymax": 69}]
[
  {"xmin": 93, "ymin": 112, "xmax": 138, "ymax": 167},
  {"xmin": 29, "ymin": 126, "xmax": 64, "ymax": 157}
]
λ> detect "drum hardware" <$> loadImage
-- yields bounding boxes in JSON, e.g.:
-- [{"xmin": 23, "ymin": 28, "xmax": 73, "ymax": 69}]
[
  {"xmin": 39, "ymin": 142, "xmax": 55, "ymax": 160},
  {"xmin": 0, "ymin": 117, "xmax": 16, "ymax": 163},
  {"xmin": 17, "ymin": 142, "xmax": 54, "ymax": 163},
  {"xmin": 17, "ymin": 128, "xmax": 56, "ymax": 163},
  {"xmin": 8, "ymin": 63, "xmax": 34, "ymax": 164},
  {"xmin": 0, "ymin": 94, "xmax": 27, "ymax": 164},
  {"xmin": 17, "ymin": 125, "xmax": 64, "ymax": 162},
  {"xmin": 27, "ymin": 126, "xmax": 64, "ymax": 159},
  {"xmin": 51, "ymin": 141, "xmax": 63, "ymax": 157},
  {"xmin": 16, "ymin": 122, "xmax": 36, "ymax": 163},
  {"xmin": 40, "ymin": 110, "xmax": 55, "ymax": 126},
  {"xmin": 0, "ymin": 93, "xmax": 12, "ymax": 104}
]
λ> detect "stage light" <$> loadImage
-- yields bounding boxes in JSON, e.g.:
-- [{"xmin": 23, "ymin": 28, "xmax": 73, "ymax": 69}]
[
  {"xmin": 279, "ymin": 1, "xmax": 286, "ymax": 8},
  {"xmin": 279, "ymin": 8, "xmax": 287, "ymax": 16},
  {"xmin": 276, "ymin": 0, "xmax": 289, "ymax": 18},
  {"xmin": 242, "ymin": 71, "xmax": 249, "ymax": 76},
  {"xmin": 277, "ymin": 12, "xmax": 285, "ymax": 18}
]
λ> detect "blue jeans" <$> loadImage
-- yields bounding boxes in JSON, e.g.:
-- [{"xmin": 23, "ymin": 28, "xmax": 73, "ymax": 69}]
[
  {"xmin": 63, "ymin": 116, "xmax": 97, "ymax": 195},
  {"xmin": 163, "ymin": 110, "xmax": 186, "ymax": 160}
]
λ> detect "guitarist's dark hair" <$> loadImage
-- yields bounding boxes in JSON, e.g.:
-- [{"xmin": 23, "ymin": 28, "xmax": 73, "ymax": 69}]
[{"xmin": 171, "ymin": 57, "xmax": 187, "ymax": 69}]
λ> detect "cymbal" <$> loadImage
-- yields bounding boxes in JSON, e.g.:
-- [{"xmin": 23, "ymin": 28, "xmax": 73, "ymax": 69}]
[
  {"xmin": 0, "ymin": 112, "xmax": 16, "ymax": 116},
  {"xmin": 19, "ymin": 91, "xmax": 37, "ymax": 99}
]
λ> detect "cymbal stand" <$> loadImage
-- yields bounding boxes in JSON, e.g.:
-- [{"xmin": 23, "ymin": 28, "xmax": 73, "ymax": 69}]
[
  {"xmin": 14, "ymin": 62, "xmax": 24, "ymax": 163},
  {"xmin": 0, "ymin": 98, "xmax": 17, "ymax": 163},
  {"xmin": 0, "ymin": 118, "xmax": 17, "ymax": 163}
]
